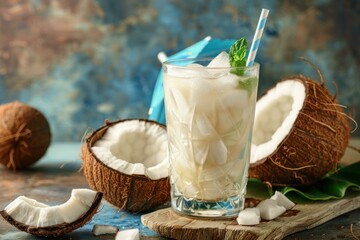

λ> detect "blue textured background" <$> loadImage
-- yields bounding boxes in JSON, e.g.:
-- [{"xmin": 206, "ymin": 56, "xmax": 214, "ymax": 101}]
[{"xmin": 0, "ymin": 0, "xmax": 359, "ymax": 141}]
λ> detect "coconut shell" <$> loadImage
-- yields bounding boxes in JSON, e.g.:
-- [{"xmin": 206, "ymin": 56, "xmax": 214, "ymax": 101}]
[
  {"xmin": 249, "ymin": 76, "xmax": 351, "ymax": 186},
  {"xmin": 82, "ymin": 119, "xmax": 170, "ymax": 213},
  {"xmin": 0, "ymin": 192, "xmax": 103, "ymax": 237},
  {"xmin": 0, "ymin": 101, "xmax": 51, "ymax": 170}
]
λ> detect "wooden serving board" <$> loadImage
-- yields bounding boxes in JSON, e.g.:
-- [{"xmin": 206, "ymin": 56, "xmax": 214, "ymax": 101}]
[
  {"xmin": 141, "ymin": 192, "xmax": 360, "ymax": 240},
  {"xmin": 142, "ymin": 139, "xmax": 360, "ymax": 240}
]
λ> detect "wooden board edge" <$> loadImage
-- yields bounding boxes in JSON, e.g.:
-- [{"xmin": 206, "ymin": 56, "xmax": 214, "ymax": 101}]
[{"xmin": 141, "ymin": 193, "xmax": 360, "ymax": 240}]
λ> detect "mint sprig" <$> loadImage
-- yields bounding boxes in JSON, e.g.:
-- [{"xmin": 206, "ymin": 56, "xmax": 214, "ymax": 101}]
[{"xmin": 229, "ymin": 37, "xmax": 248, "ymax": 75}]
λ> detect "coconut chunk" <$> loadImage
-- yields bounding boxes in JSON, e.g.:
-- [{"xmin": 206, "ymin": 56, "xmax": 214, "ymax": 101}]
[
  {"xmin": 91, "ymin": 119, "xmax": 169, "ymax": 180},
  {"xmin": 270, "ymin": 191, "xmax": 295, "ymax": 210},
  {"xmin": 0, "ymin": 189, "xmax": 103, "ymax": 237},
  {"xmin": 257, "ymin": 199, "xmax": 286, "ymax": 221},
  {"xmin": 236, "ymin": 193, "xmax": 295, "ymax": 225},
  {"xmin": 92, "ymin": 224, "xmax": 118, "ymax": 235},
  {"xmin": 236, "ymin": 208, "xmax": 261, "ymax": 225},
  {"xmin": 4, "ymin": 189, "xmax": 97, "ymax": 227},
  {"xmin": 115, "ymin": 228, "xmax": 139, "ymax": 240}
]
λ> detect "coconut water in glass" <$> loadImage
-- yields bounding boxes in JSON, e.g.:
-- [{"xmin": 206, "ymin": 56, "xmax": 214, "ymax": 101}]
[{"xmin": 163, "ymin": 52, "xmax": 259, "ymax": 218}]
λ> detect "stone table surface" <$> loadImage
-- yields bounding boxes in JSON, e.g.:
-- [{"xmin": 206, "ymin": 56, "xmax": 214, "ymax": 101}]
[{"xmin": 0, "ymin": 140, "xmax": 359, "ymax": 240}]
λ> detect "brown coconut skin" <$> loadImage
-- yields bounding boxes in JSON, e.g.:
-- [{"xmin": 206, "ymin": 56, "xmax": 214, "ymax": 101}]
[
  {"xmin": 82, "ymin": 119, "xmax": 171, "ymax": 213},
  {"xmin": 249, "ymin": 76, "xmax": 351, "ymax": 186},
  {"xmin": 0, "ymin": 101, "xmax": 51, "ymax": 170},
  {"xmin": 0, "ymin": 192, "xmax": 103, "ymax": 237}
]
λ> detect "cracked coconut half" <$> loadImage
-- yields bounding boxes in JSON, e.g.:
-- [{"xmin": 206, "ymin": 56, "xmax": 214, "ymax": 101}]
[
  {"xmin": 249, "ymin": 65, "xmax": 351, "ymax": 186},
  {"xmin": 82, "ymin": 119, "xmax": 170, "ymax": 212},
  {"xmin": 0, "ymin": 189, "xmax": 103, "ymax": 237}
]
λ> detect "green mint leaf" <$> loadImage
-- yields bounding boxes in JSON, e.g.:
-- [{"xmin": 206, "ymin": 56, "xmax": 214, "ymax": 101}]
[
  {"xmin": 229, "ymin": 37, "xmax": 247, "ymax": 75},
  {"xmin": 238, "ymin": 77, "xmax": 257, "ymax": 96}
]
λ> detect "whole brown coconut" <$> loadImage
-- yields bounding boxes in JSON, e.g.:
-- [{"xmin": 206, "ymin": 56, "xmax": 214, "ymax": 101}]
[
  {"xmin": 0, "ymin": 101, "xmax": 51, "ymax": 170},
  {"xmin": 249, "ymin": 66, "xmax": 351, "ymax": 186},
  {"xmin": 82, "ymin": 119, "xmax": 170, "ymax": 213}
]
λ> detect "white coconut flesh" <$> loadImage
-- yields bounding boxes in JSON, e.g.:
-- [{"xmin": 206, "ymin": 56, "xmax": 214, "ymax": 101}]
[
  {"xmin": 3, "ymin": 189, "xmax": 97, "ymax": 227},
  {"xmin": 115, "ymin": 228, "xmax": 140, "ymax": 240},
  {"xmin": 237, "ymin": 191, "xmax": 295, "ymax": 225},
  {"xmin": 236, "ymin": 208, "xmax": 260, "ymax": 225},
  {"xmin": 251, "ymin": 80, "xmax": 306, "ymax": 163},
  {"xmin": 257, "ymin": 199, "xmax": 286, "ymax": 221},
  {"xmin": 270, "ymin": 191, "xmax": 295, "ymax": 210},
  {"xmin": 91, "ymin": 120, "xmax": 169, "ymax": 180}
]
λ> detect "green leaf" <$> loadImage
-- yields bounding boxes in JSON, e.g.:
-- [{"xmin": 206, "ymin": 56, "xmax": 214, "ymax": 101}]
[
  {"xmin": 229, "ymin": 37, "xmax": 247, "ymax": 75},
  {"xmin": 246, "ymin": 178, "xmax": 273, "ymax": 199},
  {"xmin": 246, "ymin": 161, "xmax": 360, "ymax": 203}
]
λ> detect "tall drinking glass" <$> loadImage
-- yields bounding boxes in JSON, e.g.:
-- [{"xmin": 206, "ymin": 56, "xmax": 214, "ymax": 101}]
[
  {"xmin": 163, "ymin": 58, "xmax": 259, "ymax": 218},
  {"xmin": 163, "ymin": 59, "xmax": 259, "ymax": 218}
]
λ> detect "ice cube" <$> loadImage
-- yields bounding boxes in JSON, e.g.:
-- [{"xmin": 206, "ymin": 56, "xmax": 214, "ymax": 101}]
[
  {"xmin": 192, "ymin": 140, "xmax": 209, "ymax": 165},
  {"xmin": 172, "ymin": 152, "xmax": 197, "ymax": 177},
  {"xmin": 214, "ymin": 101, "xmax": 239, "ymax": 136},
  {"xmin": 189, "ymin": 81, "xmax": 217, "ymax": 125},
  {"xmin": 207, "ymin": 51, "xmax": 231, "ymax": 77},
  {"xmin": 192, "ymin": 139, "xmax": 227, "ymax": 166},
  {"xmin": 214, "ymin": 89, "xmax": 249, "ymax": 136},
  {"xmin": 198, "ymin": 164, "xmax": 226, "ymax": 182},
  {"xmin": 190, "ymin": 76, "xmax": 215, "ymax": 99},
  {"xmin": 189, "ymin": 111, "xmax": 228, "ymax": 165},
  {"xmin": 215, "ymin": 73, "xmax": 239, "ymax": 89},
  {"xmin": 207, "ymin": 138, "xmax": 228, "ymax": 165},
  {"xmin": 172, "ymin": 170, "xmax": 192, "ymax": 195},
  {"xmin": 220, "ymin": 88, "xmax": 248, "ymax": 110},
  {"xmin": 167, "ymin": 87, "xmax": 191, "ymax": 122},
  {"xmin": 224, "ymin": 143, "xmax": 243, "ymax": 163},
  {"xmin": 191, "ymin": 111, "xmax": 216, "ymax": 138},
  {"xmin": 200, "ymin": 185, "xmax": 224, "ymax": 200},
  {"xmin": 224, "ymin": 156, "xmax": 247, "ymax": 181},
  {"xmin": 166, "ymin": 64, "xmax": 210, "ymax": 78},
  {"xmin": 168, "ymin": 135, "xmax": 195, "ymax": 167},
  {"xmin": 197, "ymin": 179, "xmax": 227, "ymax": 200},
  {"xmin": 207, "ymin": 51, "xmax": 230, "ymax": 68},
  {"xmin": 171, "ymin": 164, "xmax": 200, "ymax": 199},
  {"xmin": 182, "ymin": 183, "xmax": 200, "ymax": 199}
]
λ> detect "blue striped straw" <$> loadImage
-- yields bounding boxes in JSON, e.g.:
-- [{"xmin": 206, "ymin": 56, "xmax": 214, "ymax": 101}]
[{"xmin": 246, "ymin": 8, "xmax": 269, "ymax": 67}]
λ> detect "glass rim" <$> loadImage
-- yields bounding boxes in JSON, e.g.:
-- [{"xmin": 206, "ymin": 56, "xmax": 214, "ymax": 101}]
[{"xmin": 163, "ymin": 57, "xmax": 259, "ymax": 70}]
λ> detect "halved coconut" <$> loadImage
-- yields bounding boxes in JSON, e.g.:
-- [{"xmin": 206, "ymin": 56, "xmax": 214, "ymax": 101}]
[
  {"xmin": 249, "ymin": 75, "xmax": 350, "ymax": 186},
  {"xmin": 0, "ymin": 189, "xmax": 103, "ymax": 237},
  {"xmin": 82, "ymin": 119, "xmax": 170, "ymax": 213}
]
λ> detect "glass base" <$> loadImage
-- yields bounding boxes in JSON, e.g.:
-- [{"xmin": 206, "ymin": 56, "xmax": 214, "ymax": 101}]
[{"xmin": 171, "ymin": 191, "xmax": 245, "ymax": 219}]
